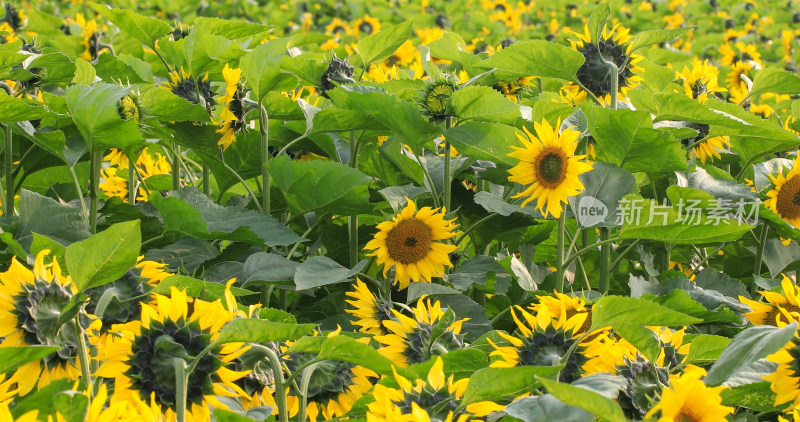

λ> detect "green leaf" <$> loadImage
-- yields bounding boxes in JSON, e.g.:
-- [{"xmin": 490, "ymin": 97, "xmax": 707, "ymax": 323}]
[
  {"xmin": 450, "ymin": 85, "xmax": 521, "ymax": 124},
  {"xmin": 149, "ymin": 187, "xmax": 305, "ymax": 247},
  {"xmin": 140, "ymin": 88, "xmax": 209, "ymax": 122},
  {"xmin": 461, "ymin": 366, "xmax": 562, "ymax": 405},
  {"xmin": 11, "ymin": 379, "xmax": 72, "ymax": 419},
  {"xmin": 480, "ymin": 40, "xmax": 585, "ymax": 83},
  {"xmin": 0, "ymin": 346, "xmax": 60, "ymax": 375},
  {"xmin": 151, "ymin": 275, "xmax": 255, "ymax": 301},
  {"xmin": 182, "ymin": 18, "xmax": 269, "ymax": 76},
  {"xmin": 216, "ymin": 318, "xmax": 315, "ymax": 344},
  {"xmin": 685, "ymin": 335, "xmax": 731, "ymax": 365},
  {"xmin": 294, "ymin": 257, "xmax": 367, "ymax": 291},
  {"xmin": 357, "ymin": 20, "xmax": 413, "ymax": 66},
  {"xmin": 747, "ymin": 68, "xmax": 800, "ymax": 100},
  {"xmin": 442, "ymin": 121, "xmax": 517, "ymax": 166},
  {"xmin": 72, "ymin": 58, "xmax": 95, "ymax": 85},
  {"xmin": 629, "ymin": 27, "xmax": 692, "ymax": 52},
  {"xmin": 537, "ymin": 377, "xmax": 626, "ymax": 422},
  {"xmin": 317, "ymin": 335, "xmax": 398, "ymax": 376},
  {"xmin": 705, "ymin": 322, "xmax": 798, "ymax": 386},
  {"xmin": 587, "ymin": 107, "xmax": 687, "ymax": 173},
  {"xmin": 65, "ymin": 83, "xmax": 145, "ymax": 152},
  {"xmin": 587, "ymin": 3, "xmax": 610, "ymax": 45},
  {"xmin": 240, "ymin": 38, "xmax": 294, "ymax": 102},
  {"xmin": 613, "ymin": 325, "xmax": 661, "ymax": 362},
  {"xmin": 590, "ymin": 296, "xmax": 702, "ymax": 331},
  {"xmin": 89, "ymin": 2, "xmax": 170, "ymax": 48},
  {"xmin": 213, "ymin": 409, "xmax": 257, "ymax": 422},
  {"xmin": 720, "ymin": 382, "xmax": 780, "ymax": 412},
  {"xmin": 53, "ymin": 391, "xmax": 88, "ymax": 422},
  {"xmin": 0, "ymin": 93, "xmax": 52, "ymax": 123},
  {"xmin": 0, "ymin": 232, "xmax": 25, "ymax": 260},
  {"xmin": 568, "ymin": 161, "xmax": 636, "ymax": 228},
  {"xmin": 267, "ymin": 155, "xmax": 372, "ymax": 216},
  {"xmin": 65, "ymin": 220, "xmax": 141, "ymax": 292},
  {"xmin": 16, "ymin": 190, "xmax": 91, "ymax": 250}
]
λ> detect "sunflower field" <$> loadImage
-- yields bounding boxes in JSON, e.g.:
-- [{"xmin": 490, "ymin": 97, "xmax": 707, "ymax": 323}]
[{"xmin": 5, "ymin": 0, "xmax": 800, "ymax": 420}]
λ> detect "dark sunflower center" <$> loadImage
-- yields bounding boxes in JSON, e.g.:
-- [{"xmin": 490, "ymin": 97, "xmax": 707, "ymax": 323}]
[
  {"xmin": 765, "ymin": 304, "xmax": 800, "ymax": 326},
  {"xmin": 675, "ymin": 411, "xmax": 700, "ymax": 422},
  {"xmin": 518, "ymin": 327, "xmax": 585, "ymax": 382},
  {"xmin": 359, "ymin": 22, "xmax": 373, "ymax": 34},
  {"xmin": 288, "ymin": 353, "xmax": 357, "ymax": 405},
  {"xmin": 14, "ymin": 280, "xmax": 73, "ymax": 348},
  {"xmin": 394, "ymin": 388, "xmax": 461, "ymax": 420},
  {"xmin": 126, "ymin": 318, "xmax": 220, "ymax": 410},
  {"xmin": 576, "ymin": 39, "xmax": 635, "ymax": 97},
  {"xmin": 385, "ymin": 218, "xmax": 433, "ymax": 265},
  {"xmin": 535, "ymin": 148, "xmax": 568, "ymax": 188},
  {"xmin": 787, "ymin": 344, "xmax": 800, "ymax": 379},
  {"xmin": 332, "ymin": 25, "xmax": 345, "ymax": 34},
  {"xmin": 775, "ymin": 175, "xmax": 800, "ymax": 219},
  {"xmin": 494, "ymin": 4, "xmax": 508, "ymax": 12},
  {"xmin": 171, "ymin": 78, "xmax": 215, "ymax": 111},
  {"xmin": 616, "ymin": 357, "xmax": 670, "ymax": 420}
]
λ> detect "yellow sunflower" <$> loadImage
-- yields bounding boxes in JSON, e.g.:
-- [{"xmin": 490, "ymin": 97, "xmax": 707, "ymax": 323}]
[
  {"xmin": 0, "ymin": 250, "xmax": 96, "ymax": 395},
  {"xmin": 507, "ymin": 118, "xmax": 593, "ymax": 218},
  {"xmin": 367, "ymin": 356, "xmax": 502, "ymax": 421},
  {"xmin": 566, "ymin": 23, "xmax": 645, "ymax": 102},
  {"xmin": 740, "ymin": 275, "xmax": 800, "ymax": 326},
  {"xmin": 364, "ymin": 199, "xmax": 458, "ymax": 289},
  {"xmin": 726, "ymin": 61, "xmax": 753, "ymax": 104},
  {"xmin": 325, "ymin": 17, "xmax": 351, "ymax": 37},
  {"xmin": 95, "ymin": 287, "xmax": 250, "ymax": 422},
  {"xmin": 164, "ymin": 67, "xmax": 215, "ymax": 111},
  {"xmin": 0, "ymin": 398, "xmax": 37, "ymax": 422},
  {"xmin": 67, "ymin": 13, "xmax": 106, "ymax": 61},
  {"xmin": 720, "ymin": 41, "xmax": 762, "ymax": 67},
  {"xmin": 750, "ymin": 103, "xmax": 775, "ymax": 118},
  {"xmin": 99, "ymin": 148, "xmax": 172, "ymax": 203},
  {"xmin": 767, "ymin": 333, "xmax": 800, "ymax": 412},
  {"xmin": 676, "ymin": 58, "xmax": 726, "ymax": 104},
  {"xmin": 646, "ymin": 368, "xmax": 733, "ymax": 421},
  {"xmin": 766, "ymin": 155, "xmax": 800, "ymax": 227},
  {"xmin": 345, "ymin": 279, "xmax": 395, "ymax": 336},
  {"xmin": 353, "ymin": 14, "xmax": 380, "ymax": 38},
  {"xmin": 216, "ymin": 64, "xmax": 245, "ymax": 151},
  {"xmin": 375, "ymin": 298, "xmax": 467, "ymax": 366},
  {"xmin": 692, "ymin": 136, "xmax": 731, "ymax": 164},
  {"xmin": 494, "ymin": 76, "xmax": 536, "ymax": 103}
]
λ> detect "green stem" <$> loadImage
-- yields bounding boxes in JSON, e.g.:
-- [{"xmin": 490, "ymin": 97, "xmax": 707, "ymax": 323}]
[
  {"xmin": 287, "ymin": 214, "xmax": 328, "ymax": 258},
  {"xmin": 173, "ymin": 359, "xmax": 188, "ymax": 422},
  {"xmin": 599, "ymin": 227, "xmax": 610, "ymax": 294},
  {"xmin": 277, "ymin": 133, "xmax": 309, "ymax": 156},
  {"xmin": 609, "ymin": 239, "xmax": 642, "ymax": 273},
  {"xmin": 264, "ymin": 347, "xmax": 289, "ymax": 422},
  {"xmin": 68, "ymin": 165, "xmax": 89, "ymax": 223},
  {"xmin": 687, "ymin": 244, "xmax": 727, "ymax": 279},
  {"xmin": 172, "ymin": 145, "xmax": 181, "ymax": 191},
  {"xmin": 415, "ymin": 150, "xmax": 441, "ymax": 208},
  {"xmin": 755, "ymin": 224, "xmax": 768, "ymax": 276},
  {"xmin": 563, "ymin": 236, "xmax": 620, "ymax": 269},
  {"xmin": 74, "ymin": 314, "xmax": 92, "ymax": 399},
  {"xmin": 348, "ymin": 131, "xmax": 360, "ymax": 268},
  {"xmin": 202, "ymin": 161, "xmax": 210, "ymax": 196},
  {"xmin": 454, "ymin": 213, "xmax": 498, "ymax": 247},
  {"xmin": 260, "ymin": 104, "xmax": 271, "ymax": 215},
  {"xmin": 128, "ymin": 156, "xmax": 136, "ymax": 205},
  {"xmin": 89, "ymin": 151, "xmax": 102, "ymax": 234},
  {"xmin": 221, "ymin": 160, "xmax": 263, "ymax": 212},
  {"xmin": 556, "ymin": 212, "xmax": 566, "ymax": 293},
  {"xmin": 298, "ymin": 361, "xmax": 323, "ymax": 422},
  {"xmin": 3, "ymin": 124, "xmax": 12, "ymax": 217},
  {"xmin": 443, "ymin": 117, "xmax": 453, "ymax": 212}
]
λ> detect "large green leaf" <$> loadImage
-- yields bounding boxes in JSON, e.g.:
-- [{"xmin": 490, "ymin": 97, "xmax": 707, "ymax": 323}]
[
  {"xmin": 747, "ymin": 68, "xmax": 800, "ymax": 100},
  {"xmin": 65, "ymin": 220, "xmax": 141, "ymax": 292},
  {"xmin": 568, "ymin": 161, "xmax": 636, "ymax": 228},
  {"xmin": 65, "ymin": 83, "xmax": 145, "ymax": 152},
  {"xmin": 705, "ymin": 323, "xmax": 798, "ymax": 386},
  {"xmin": 317, "ymin": 335, "xmax": 398, "ymax": 376},
  {"xmin": 461, "ymin": 366, "xmax": 562, "ymax": 405},
  {"xmin": 590, "ymin": 296, "xmax": 702, "ymax": 331},
  {"xmin": 240, "ymin": 39, "xmax": 295, "ymax": 102},
  {"xmin": 149, "ymin": 187, "xmax": 305, "ymax": 247},
  {"xmin": 267, "ymin": 155, "xmax": 372, "ymax": 216},
  {"xmin": 480, "ymin": 40, "xmax": 585, "ymax": 83},
  {"xmin": 139, "ymin": 88, "xmax": 209, "ymax": 122},
  {"xmin": 216, "ymin": 318, "xmax": 315, "ymax": 344},
  {"xmin": 0, "ymin": 94, "xmax": 52, "ymax": 123},
  {"xmin": 442, "ymin": 121, "xmax": 517, "ymax": 166},
  {"xmin": 294, "ymin": 257, "xmax": 367, "ymax": 291},
  {"xmin": 536, "ymin": 377, "xmax": 626, "ymax": 422},
  {"xmin": 183, "ymin": 18, "xmax": 269, "ymax": 76},
  {"xmin": 629, "ymin": 28, "xmax": 692, "ymax": 52},
  {"xmin": 685, "ymin": 335, "xmax": 731, "ymax": 365},
  {"xmin": 15, "ymin": 190, "xmax": 91, "ymax": 249},
  {"xmin": 450, "ymin": 85, "xmax": 521, "ymax": 124},
  {"xmin": 0, "ymin": 346, "xmax": 60, "ymax": 375},
  {"xmin": 89, "ymin": 2, "xmax": 170, "ymax": 48},
  {"xmin": 357, "ymin": 20, "xmax": 413, "ymax": 66},
  {"xmin": 152, "ymin": 275, "xmax": 254, "ymax": 301}
]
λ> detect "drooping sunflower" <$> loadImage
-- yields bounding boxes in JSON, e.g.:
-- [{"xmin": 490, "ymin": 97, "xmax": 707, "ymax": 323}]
[
  {"xmin": 216, "ymin": 64, "xmax": 247, "ymax": 151},
  {"xmin": 507, "ymin": 118, "xmax": 593, "ymax": 218},
  {"xmin": 494, "ymin": 76, "xmax": 536, "ymax": 103},
  {"xmin": 367, "ymin": 357, "xmax": 502, "ymax": 421},
  {"xmin": 345, "ymin": 279, "xmax": 395, "ymax": 336},
  {"xmin": 488, "ymin": 305, "xmax": 597, "ymax": 382},
  {"xmin": 765, "ymin": 154, "xmax": 800, "ymax": 227},
  {"xmin": 615, "ymin": 354, "xmax": 670, "ymax": 420},
  {"xmin": 375, "ymin": 298, "xmax": 467, "ymax": 366},
  {"xmin": 164, "ymin": 67, "xmax": 215, "ymax": 112},
  {"xmin": 0, "ymin": 250, "xmax": 95, "ymax": 395},
  {"xmin": 645, "ymin": 368, "xmax": 734, "ymax": 421},
  {"xmin": 353, "ymin": 14, "xmax": 380, "ymax": 38},
  {"xmin": 692, "ymin": 135, "xmax": 731, "ymax": 164},
  {"xmin": 529, "ymin": 291, "xmax": 593, "ymax": 334},
  {"xmin": 99, "ymin": 148, "xmax": 172, "ymax": 203},
  {"xmin": 364, "ymin": 199, "xmax": 458, "ymax": 289},
  {"xmin": 675, "ymin": 58, "xmax": 726, "ymax": 104},
  {"xmin": 67, "ymin": 13, "xmax": 106, "ymax": 61},
  {"xmin": 95, "ymin": 287, "xmax": 250, "ymax": 422},
  {"xmin": 740, "ymin": 275, "xmax": 800, "ymax": 326},
  {"xmin": 567, "ymin": 24, "xmax": 644, "ymax": 102}
]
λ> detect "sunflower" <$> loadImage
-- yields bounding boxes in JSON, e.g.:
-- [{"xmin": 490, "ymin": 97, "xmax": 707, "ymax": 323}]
[
  {"xmin": 567, "ymin": 23, "xmax": 644, "ymax": 101},
  {"xmin": 646, "ymin": 368, "xmax": 733, "ymax": 421},
  {"xmin": 529, "ymin": 291, "xmax": 598, "ymax": 337},
  {"xmin": 365, "ymin": 199, "xmax": 458, "ymax": 289},
  {"xmin": 325, "ymin": 17, "xmax": 351, "ymax": 37},
  {"xmin": 494, "ymin": 76, "xmax": 536, "ymax": 103},
  {"xmin": 720, "ymin": 41, "xmax": 762, "ymax": 67},
  {"xmin": 119, "ymin": 94, "xmax": 141, "ymax": 123},
  {"xmin": 740, "ymin": 275, "xmax": 800, "ymax": 326},
  {"xmin": 383, "ymin": 40, "xmax": 417, "ymax": 70},
  {"xmin": 0, "ymin": 399, "xmax": 37, "ymax": 422},
  {"xmin": 375, "ymin": 298, "xmax": 467, "ymax": 366},
  {"xmin": 419, "ymin": 79, "xmax": 457, "ymax": 121},
  {"xmin": 99, "ymin": 148, "xmax": 172, "ymax": 203},
  {"xmin": 95, "ymin": 287, "xmax": 250, "ymax": 422},
  {"xmin": 692, "ymin": 136, "xmax": 731, "ymax": 164},
  {"xmin": 216, "ymin": 64, "xmax": 246, "ymax": 151},
  {"xmin": 726, "ymin": 61, "xmax": 754, "ymax": 104},
  {"xmin": 345, "ymin": 279, "xmax": 395, "ymax": 336},
  {"xmin": 507, "ymin": 118, "xmax": 593, "ymax": 218},
  {"xmin": 750, "ymin": 103, "xmax": 774, "ymax": 118},
  {"xmin": 0, "ymin": 250, "xmax": 94, "ymax": 395},
  {"xmin": 766, "ymin": 154, "xmax": 800, "ymax": 227},
  {"xmin": 320, "ymin": 54, "xmax": 355, "ymax": 93},
  {"xmin": 676, "ymin": 58, "xmax": 726, "ymax": 104},
  {"xmin": 488, "ymin": 305, "xmax": 595, "ymax": 382},
  {"xmin": 66, "ymin": 13, "xmax": 106, "ymax": 61},
  {"xmin": 164, "ymin": 67, "xmax": 215, "ymax": 112},
  {"xmin": 353, "ymin": 14, "xmax": 380, "ymax": 38},
  {"xmin": 367, "ymin": 356, "xmax": 502, "ymax": 421},
  {"xmin": 767, "ymin": 333, "xmax": 800, "ymax": 410}
]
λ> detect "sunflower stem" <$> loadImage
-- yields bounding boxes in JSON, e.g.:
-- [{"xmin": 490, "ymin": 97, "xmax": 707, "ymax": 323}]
[
  {"xmin": 264, "ymin": 346, "xmax": 290, "ymax": 422},
  {"xmin": 172, "ymin": 144, "xmax": 181, "ymax": 191},
  {"xmin": 220, "ymin": 159, "xmax": 263, "ymax": 212},
  {"xmin": 349, "ymin": 131, "xmax": 360, "ymax": 268},
  {"xmin": 606, "ymin": 60, "xmax": 619, "ymax": 109},
  {"xmin": 555, "ymin": 212, "xmax": 566, "ymax": 292},
  {"xmin": 89, "ymin": 150, "xmax": 102, "ymax": 234},
  {"xmin": 754, "ymin": 223, "xmax": 768, "ymax": 276},
  {"xmin": 297, "ymin": 361, "xmax": 323, "ymax": 422},
  {"xmin": 202, "ymin": 161, "xmax": 210, "ymax": 196},
  {"xmin": 454, "ymin": 213, "xmax": 498, "ymax": 247},
  {"xmin": 74, "ymin": 313, "xmax": 93, "ymax": 399},
  {"xmin": 260, "ymin": 103, "xmax": 271, "ymax": 215},
  {"xmin": 128, "ymin": 155, "xmax": 136, "ymax": 205},
  {"xmin": 3, "ymin": 123, "xmax": 12, "ymax": 217},
  {"xmin": 599, "ymin": 227, "xmax": 610, "ymax": 294},
  {"xmin": 173, "ymin": 359, "xmax": 189, "ymax": 422},
  {"xmin": 443, "ymin": 118, "xmax": 453, "ymax": 213},
  {"xmin": 560, "ymin": 331, "xmax": 591, "ymax": 366},
  {"xmin": 68, "ymin": 165, "xmax": 89, "ymax": 223}
]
